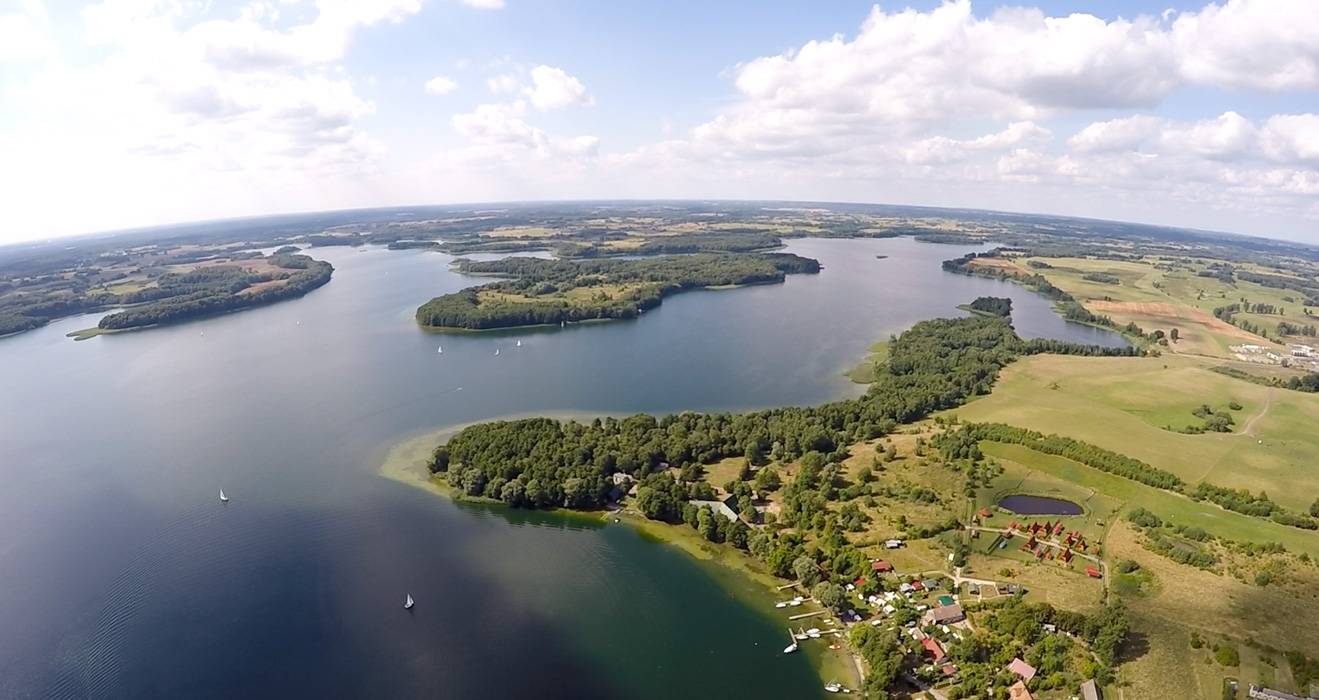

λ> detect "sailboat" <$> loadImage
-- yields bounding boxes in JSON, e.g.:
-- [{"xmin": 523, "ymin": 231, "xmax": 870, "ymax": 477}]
[
  {"xmin": 437, "ymin": 346, "xmax": 442, "ymax": 354},
  {"xmin": 494, "ymin": 348, "xmax": 500, "ymax": 355},
  {"xmin": 516, "ymin": 340, "xmax": 521, "ymax": 347},
  {"xmin": 783, "ymin": 642, "xmax": 798, "ymax": 654},
  {"xmin": 404, "ymin": 594, "xmax": 414, "ymax": 610},
  {"xmin": 219, "ymin": 489, "xmax": 229, "ymax": 502},
  {"xmin": 824, "ymin": 680, "xmax": 842, "ymax": 693}
]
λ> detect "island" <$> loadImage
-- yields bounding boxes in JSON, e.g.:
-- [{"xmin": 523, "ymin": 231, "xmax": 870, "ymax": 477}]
[{"xmin": 414, "ymin": 253, "xmax": 820, "ymax": 330}]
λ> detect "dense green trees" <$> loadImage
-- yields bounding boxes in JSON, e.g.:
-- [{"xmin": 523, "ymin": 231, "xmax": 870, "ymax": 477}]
[
  {"xmin": 415, "ymin": 253, "xmax": 820, "ymax": 329},
  {"xmin": 432, "ymin": 314, "xmax": 1142, "ymax": 515},
  {"xmin": 97, "ymin": 255, "xmax": 332, "ymax": 330},
  {"xmin": 968, "ymin": 296, "xmax": 1013, "ymax": 316}
]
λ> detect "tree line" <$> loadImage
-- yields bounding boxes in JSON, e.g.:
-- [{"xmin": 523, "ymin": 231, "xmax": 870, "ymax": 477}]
[
  {"xmin": 97, "ymin": 255, "xmax": 332, "ymax": 330},
  {"xmin": 414, "ymin": 253, "xmax": 819, "ymax": 330}
]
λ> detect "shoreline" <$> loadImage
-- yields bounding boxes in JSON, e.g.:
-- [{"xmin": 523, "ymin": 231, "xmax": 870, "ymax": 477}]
[{"xmin": 377, "ymin": 417, "xmax": 864, "ymax": 691}]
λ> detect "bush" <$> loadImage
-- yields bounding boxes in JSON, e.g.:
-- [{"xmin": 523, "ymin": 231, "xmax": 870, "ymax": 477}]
[{"xmin": 1214, "ymin": 644, "xmax": 1240, "ymax": 667}]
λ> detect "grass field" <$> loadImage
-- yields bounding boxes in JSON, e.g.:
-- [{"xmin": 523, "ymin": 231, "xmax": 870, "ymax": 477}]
[
  {"xmin": 1011, "ymin": 254, "xmax": 1319, "ymax": 359},
  {"xmin": 948, "ymin": 352, "xmax": 1319, "ymax": 515}
]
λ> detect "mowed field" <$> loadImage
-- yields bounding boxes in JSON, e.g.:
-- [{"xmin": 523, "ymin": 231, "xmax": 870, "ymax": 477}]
[
  {"xmin": 1015, "ymin": 255, "xmax": 1311, "ymax": 357},
  {"xmin": 947, "ymin": 353, "xmax": 1319, "ymax": 515}
]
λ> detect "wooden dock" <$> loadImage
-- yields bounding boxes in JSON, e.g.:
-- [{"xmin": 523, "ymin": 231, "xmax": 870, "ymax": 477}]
[{"xmin": 788, "ymin": 610, "xmax": 828, "ymax": 620}]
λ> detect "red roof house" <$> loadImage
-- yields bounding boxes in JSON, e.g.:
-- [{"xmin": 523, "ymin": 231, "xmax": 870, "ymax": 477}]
[
  {"xmin": 1009, "ymin": 657, "xmax": 1038, "ymax": 682},
  {"xmin": 921, "ymin": 637, "xmax": 946, "ymax": 662},
  {"xmin": 871, "ymin": 560, "xmax": 893, "ymax": 573},
  {"xmin": 1086, "ymin": 566, "xmax": 1102, "ymax": 579}
]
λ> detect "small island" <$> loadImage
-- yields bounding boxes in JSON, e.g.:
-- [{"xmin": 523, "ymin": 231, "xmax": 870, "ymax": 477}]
[{"xmin": 414, "ymin": 252, "xmax": 820, "ymax": 331}]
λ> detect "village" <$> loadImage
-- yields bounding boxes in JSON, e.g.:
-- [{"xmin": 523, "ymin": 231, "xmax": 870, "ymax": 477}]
[{"xmin": 769, "ymin": 512, "xmax": 1114, "ymax": 700}]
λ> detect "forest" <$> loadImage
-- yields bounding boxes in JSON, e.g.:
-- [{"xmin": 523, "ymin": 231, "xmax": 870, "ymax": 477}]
[
  {"xmin": 97, "ymin": 254, "xmax": 333, "ymax": 330},
  {"xmin": 414, "ymin": 253, "xmax": 820, "ymax": 330},
  {"xmin": 429, "ymin": 314, "xmax": 1137, "ymax": 512}
]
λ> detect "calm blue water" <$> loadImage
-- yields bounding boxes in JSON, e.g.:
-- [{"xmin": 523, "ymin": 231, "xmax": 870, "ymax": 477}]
[{"xmin": 0, "ymin": 237, "xmax": 1123, "ymax": 699}]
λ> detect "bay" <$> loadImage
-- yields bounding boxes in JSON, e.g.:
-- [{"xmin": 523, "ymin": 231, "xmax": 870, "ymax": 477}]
[{"xmin": 0, "ymin": 236, "xmax": 1124, "ymax": 699}]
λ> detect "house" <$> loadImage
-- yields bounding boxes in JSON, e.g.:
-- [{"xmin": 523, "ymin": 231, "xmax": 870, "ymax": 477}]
[
  {"xmin": 978, "ymin": 508, "xmax": 992, "ymax": 518},
  {"xmin": 1053, "ymin": 522, "xmax": 1066, "ymax": 536},
  {"xmin": 924, "ymin": 604, "xmax": 964, "ymax": 625},
  {"xmin": 885, "ymin": 539, "xmax": 904, "ymax": 549},
  {"xmin": 1009, "ymin": 657, "xmax": 1037, "ymax": 682},
  {"xmin": 899, "ymin": 583, "xmax": 914, "ymax": 594},
  {"xmin": 937, "ymin": 595, "xmax": 955, "ymax": 607},
  {"xmin": 922, "ymin": 579, "xmax": 940, "ymax": 590},
  {"xmin": 690, "ymin": 500, "xmax": 739, "ymax": 523},
  {"xmin": 1008, "ymin": 680, "xmax": 1036, "ymax": 700},
  {"xmin": 920, "ymin": 637, "xmax": 946, "ymax": 662},
  {"xmin": 910, "ymin": 580, "xmax": 925, "ymax": 592},
  {"xmin": 942, "ymin": 663, "xmax": 959, "ymax": 678},
  {"xmin": 1086, "ymin": 566, "xmax": 1102, "ymax": 579},
  {"xmin": 1248, "ymin": 684, "xmax": 1314, "ymax": 700},
  {"xmin": 871, "ymin": 560, "xmax": 893, "ymax": 573},
  {"xmin": 1081, "ymin": 678, "xmax": 1102, "ymax": 700}
]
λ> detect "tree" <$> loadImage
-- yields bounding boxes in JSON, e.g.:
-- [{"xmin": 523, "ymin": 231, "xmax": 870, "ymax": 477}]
[
  {"xmin": 1169, "ymin": 327, "xmax": 1180, "ymax": 342},
  {"xmin": 793, "ymin": 555, "xmax": 819, "ymax": 585},
  {"xmin": 811, "ymin": 581, "xmax": 844, "ymax": 610}
]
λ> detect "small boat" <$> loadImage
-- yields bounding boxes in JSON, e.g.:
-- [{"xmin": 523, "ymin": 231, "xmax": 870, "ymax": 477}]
[
  {"xmin": 437, "ymin": 346, "xmax": 442, "ymax": 354},
  {"xmin": 825, "ymin": 680, "xmax": 841, "ymax": 693},
  {"xmin": 783, "ymin": 642, "xmax": 798, "ymax": 654},
  {"xmin": 404, "ymin": 594, "xmax": 414, "ymax": 610},
  {"xmin": 516, "ymin": 340, "xmax": 521, "ymax": 347},
  {"xmin": 494, "ymin": 348, "xmax": 499, "ymax": 355},
  {"xmin": 560, "ymin": 321, "xmax": 565, "ymax": 327},
  {"xmin": 806, "ymin": 628, "xmax": 820, "ymax": 635},
  {"xmin": 775, "ymin": 602, "xmax": 787, "ymax": 608},
  {"xmin": 219, "ymin": 489, "xmax": 228, "ymax": 502},
  {"xmin": 789, "ymin": 600, "xmax": 801, "ymax": 607},
  {"xmin": 829, "ymin": 644, "xmax": 840, "ymax": 650}
]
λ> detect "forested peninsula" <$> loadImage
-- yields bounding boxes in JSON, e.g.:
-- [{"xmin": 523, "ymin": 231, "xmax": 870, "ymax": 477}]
[
  {"xmin": 95, "ymin": 253, "xmax": 333, "ymax": 331},
  {"xmin": 414, "ymin": 252, "xmax": 820, "ymax": 330}
]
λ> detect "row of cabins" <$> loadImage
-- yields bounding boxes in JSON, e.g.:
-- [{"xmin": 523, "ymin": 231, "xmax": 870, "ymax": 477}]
[{"xmin": 1250, "ymin": 685, "xmax": 1319, "ymax": 700}]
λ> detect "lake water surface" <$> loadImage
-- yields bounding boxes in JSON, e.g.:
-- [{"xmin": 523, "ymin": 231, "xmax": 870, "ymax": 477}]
[{"xmin": 0, "ymin": 237, "xmax": 1124, "ymax": 699}]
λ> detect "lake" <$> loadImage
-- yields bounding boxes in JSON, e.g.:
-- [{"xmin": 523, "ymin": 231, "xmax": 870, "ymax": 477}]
[
  {"xmin": 997, "ymin": 495, "xmax": 1086, "ymax": 516},
  {"xmin": 0, "ymin": 236, "xmax": 1124, "ymax": 699}
]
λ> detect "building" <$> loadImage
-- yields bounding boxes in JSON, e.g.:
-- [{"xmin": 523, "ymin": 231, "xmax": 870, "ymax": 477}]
[
  {"xmin": 885, "ymin": 539, "xmax": 904, "ymax": 549},
  {"xmin": 1249, "ymin": 685, "xmax": 1317, "ymax": 700},
  {"xmin": 1081, "ymin": 678, "xmax": 1102, "ymax": 700},
  {"xmin": 689, "ymin": 500, "xmax": 739, "ymax": 523},
  {"xmin": 920, "ymin": 637, "xmax": 946, "ymax": 662},
  {"xmin": 923, "ymin": 603, "xmax": 964, "ymax": 626},
  {"xmin": 1086, "ymin": 566, "xmax": 1102, "ymax": 579},
  {"xmin": 871, "ymin": 560, "xmax": 893, "ymax": 573},
  {"xmin": 1008, "ymin": 681, "xmax": 1035, "ymax": 700},
  {"xmin": 1008, "ymin": 657, "xmax": 1037, "ymax": 682}
]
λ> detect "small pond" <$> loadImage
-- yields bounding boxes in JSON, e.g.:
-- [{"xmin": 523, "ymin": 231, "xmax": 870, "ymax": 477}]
[{"xmin": 997, "ymin": 495, "xmax": 1084, "ymax": 516}]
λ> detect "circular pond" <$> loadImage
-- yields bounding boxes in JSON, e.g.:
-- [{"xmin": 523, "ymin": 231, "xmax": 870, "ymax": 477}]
[{"xmin": 997, "ymin": 494, "xmax": 1084, "ymax": 516}]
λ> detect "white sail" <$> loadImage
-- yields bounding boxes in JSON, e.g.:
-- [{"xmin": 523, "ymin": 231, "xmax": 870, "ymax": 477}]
[
  {"xmin": 516, "ymin": 340, "xmax": 521, "ymax": 347},
  {"xmin": 219, "ymin": 489, "xmax": 228, "ymax": 502},
  {"xmin": 437, "ymin": 346, "xmax": 442, "ymax": 354},
  {"xmin": 494, "ymin": 348, "xmax": 499, "ymax": 355},
  {"xmin": 405, "ymin": 594, "xmax": 414, "ymax": 609}
]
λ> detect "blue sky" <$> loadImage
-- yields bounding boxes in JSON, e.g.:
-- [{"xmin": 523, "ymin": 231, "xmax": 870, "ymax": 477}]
[{"xmin": 2, "ymin": 0, "xmax": 1318, "ymax": 243}]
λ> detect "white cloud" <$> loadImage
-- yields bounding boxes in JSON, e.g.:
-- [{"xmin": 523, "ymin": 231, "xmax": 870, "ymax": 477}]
[
  {"xmin": 522, "ymin": 65, "xmax": 590, "ymax": 110},
  {"xmin": 461, "ymin": 0, "xmax": 504, "ymax": 8},
  {"xmin": 0, "ymin": 12, "xmax": 53, "ymax": 61},
  {"xmin": 425, "ymin": 75, "xmax": 458, "ymax": 95},
  {"xmin": 486, "ymin": 72, "xmax": 520, "ymax": 94}
]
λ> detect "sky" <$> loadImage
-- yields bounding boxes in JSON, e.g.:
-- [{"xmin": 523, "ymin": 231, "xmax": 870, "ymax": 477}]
[{"xmin": 1, "ymin": 0, "xmax": 1318, "ymax": 244}]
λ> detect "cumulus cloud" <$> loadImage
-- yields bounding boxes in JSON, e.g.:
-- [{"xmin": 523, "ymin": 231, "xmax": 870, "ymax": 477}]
[
  {"xmin": 522, "ymin": 65, "xmax": 590, "ymax": 110},
  {"xmin": 0, "ymin": 12, "xmax": 53, "ymax": 61},
  {"xmin": 425, "ymin": 75, "xmax": 458, "ymax": 95},
  {"xmin": 461, "ymin": 0, "xmax": 504, "ymax": 8}
]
